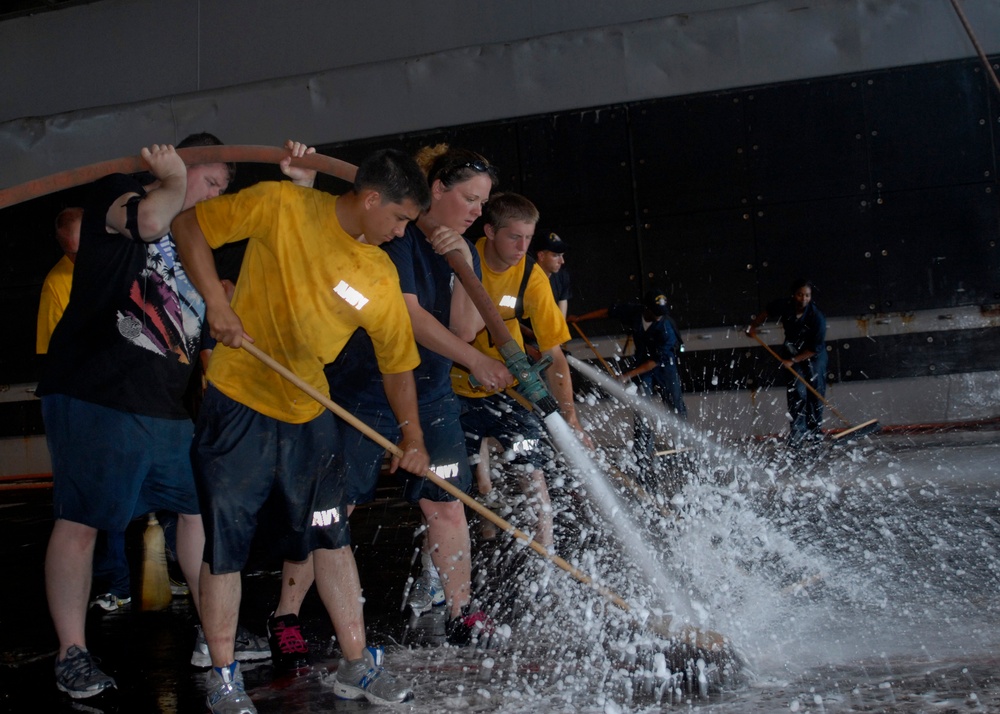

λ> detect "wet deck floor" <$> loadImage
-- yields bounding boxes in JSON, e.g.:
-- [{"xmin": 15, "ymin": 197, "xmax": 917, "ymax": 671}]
[
  {"xmin": 0, "ymin": 479, "xmax": 433, "ymax": 713},
  {"xmin": 2, "ymin": 425, "xmax": 1000, "ymax": 713}
]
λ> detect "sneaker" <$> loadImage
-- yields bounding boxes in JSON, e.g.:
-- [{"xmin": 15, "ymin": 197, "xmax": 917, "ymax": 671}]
[
  {"xmin": 266, "ymin": 613, "xmax": 310, "ymax": 672},
  {"xmin": 446, "ymin": 608, "xmax": 496, "ymax": 647},
  {"xmin": 55, "ymin": 645, "xmax": 116, "ymax": 699},
  {"xmin": 477, "ymin": 487, "xmax": 512, "ymax": 516},
  {"xmin": 332, "ymin": 646, "xmax": 414, "ymax": 704},
  {"xmin": 405, "ymin": 602, "xmax": 448, "ymax": 646},
  {"xmin": 407, "ymin": 568, "xmax": 445, "ymax": 616},
  {"xmin": 205, "ymin": 662, "xmax": 256, "ymax": 714},
  {"xmin": 90, "ymin": 593, "xmax": 131, "ymax": 613},
  {"xmin": 191, "ymin": 625, "xmax": 272, "ymax": 668},
  {"xmin": 169, "ymin": 577, "xmax": 190, "ymax": 597}
]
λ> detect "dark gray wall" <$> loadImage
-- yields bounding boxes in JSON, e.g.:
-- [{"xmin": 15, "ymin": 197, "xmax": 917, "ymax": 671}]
[
  {"xmin": 2, "ymin": 0, "xmax": 1000, "ymax": 392},
  {"xmin": 3, "ymin": 0, "xmax": 1000, "ymax": 185}
]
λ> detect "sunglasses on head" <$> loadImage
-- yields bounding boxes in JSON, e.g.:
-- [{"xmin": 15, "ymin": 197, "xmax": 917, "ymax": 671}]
[
  {"xmin": 463, "ymin": 159, "xmax": 493, "ymax": 173},
  {"xmin": 450, "ymin": 159, "xmax": 497, "ymax": 180}
]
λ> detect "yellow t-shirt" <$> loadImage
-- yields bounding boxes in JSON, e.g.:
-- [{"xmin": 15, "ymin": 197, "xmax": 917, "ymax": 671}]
[
  {"xmin": 36, "ymin": 255, "xmax": 74, "ymax": 354},
  {"xmin": 451, "ymin": 237, "xmax": 570, "ymax": 398},
  {"xmin": 195, "ymin": 181, "xmax": 419, "ymax": 423}
]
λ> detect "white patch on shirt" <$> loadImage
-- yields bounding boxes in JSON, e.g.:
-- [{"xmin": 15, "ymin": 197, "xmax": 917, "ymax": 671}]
[
  {"xmin": 499, "ymin": 294, "xmax": 518, "ymax": 309},
  {"xmin": 333, "ymin": 280, "xmax": 370, "ymax": 310}
]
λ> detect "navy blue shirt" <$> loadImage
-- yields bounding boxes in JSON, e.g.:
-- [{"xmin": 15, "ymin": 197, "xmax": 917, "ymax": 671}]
[
  {"xmin": 765, "ymin": 297, "xmax": 826, "ymax": 357},
  {"xmin": 608, "ymin": 303, "xmax": 681, "ymax": 367},
  {"xmin": 326, "ymin": 223, "xmax": 482, "ymax": 408}
]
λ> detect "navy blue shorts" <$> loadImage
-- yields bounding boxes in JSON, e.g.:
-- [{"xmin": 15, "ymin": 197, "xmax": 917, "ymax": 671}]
[
  {"xmin": 458, "ymin": 392, "xmax": 551, "ymax": 471},
  {"xmin": 42, "ymin": 394, "xmax": 200, "ymax": 531},
  {"xmin": 338, "ymin": 393, "xmax": 472, "ymax": 505},
  {"xmin": 403, "ymin": 393, "xmax": 472, "ymax": 503},
  {"xmin": 193, "ymin": 385, "xmax": 349, "ymax": 575},
  {"xmin": 337, "ymin": 404, "xmax": 398, "ymax": 506}
]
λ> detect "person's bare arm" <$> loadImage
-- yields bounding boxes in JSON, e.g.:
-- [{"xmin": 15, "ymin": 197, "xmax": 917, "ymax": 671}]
[
  {"xmin": 619, "ymin": 359, "xmax": 657, "ymax": 383},
  {"xmin": 279, "ymin": 140, "xmax": 317, "ymax": 188},
  {"xmin": 449, "ymin": 279, "xmax": 486, "ymax": 340},
  {"xmin": 171, "ymin": 209, "xmax": 250, "ymax": 347},
  {"xmin": 106, "ymin": 145, "xmax": 187, "ymax": 242},
  {"xmin": 424, "ymin": 225, "xmax": 486, "ymax": 339},
  {"xmin": 781, "ymin": 348, "xmax": 816, "ymax": 369},
  {"xmin": 402, "ymin": 294, "xmax": 513, "ymax": 393},
  {"xmin": 381, "ymin": 371, "xmax": 430, "ymax": 475}
]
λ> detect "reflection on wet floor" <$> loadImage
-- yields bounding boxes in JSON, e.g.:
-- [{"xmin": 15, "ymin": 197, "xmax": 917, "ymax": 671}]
[{"xmin": 2, "ymin": 429, "xmax": 1000, "ymax": 713}]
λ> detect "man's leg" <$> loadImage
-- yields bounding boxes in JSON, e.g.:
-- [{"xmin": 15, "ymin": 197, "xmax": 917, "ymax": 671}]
[
  {"xmin": 175, "ymin": 512, "xmax": 204, "ymax": 615},
  {"xmin": 199, "ymin": 567, "xmax": 242, "ymax": 668},
  {"xmin": 91, "ymin": 529, "xmax": 130, "ymax": 609},
  {"xmin": 475, "ymin": 439, "xmax": 493, "ymax": 496},
  {"xmin": 787, "ymin": 372, "xmax": 808, "ymax": 445},
  {"xmin": 193, "ymin": 386, "xmax": 275, "ymax": 674},
  {"xmin": 419, "ymin": 499, "xmax": 471, "ymax": 617},
  {"xmin": 519, "ymin": 469, "xmax": 554, "ymax": 549},
  {"xmin": 313, "ymin": 546, "xmax": 365, "ymax": 661},
  {"xmin": 323, "ymin": 540, "xmax": 414, "ymax": 703},
  {"xmin": 663, "ymin": 363, "xmax": 688, "ymax": 420},
  {"xmin": 46, "ymin": 519, "xmax": 97, "ymax": 657},
  {"xmin": 274, "ymin": 557, "xmax": 314, "ymax": 617},
  {"xmin": 805, "ymin": 357, "xmax": 828, "ymax": 435}
]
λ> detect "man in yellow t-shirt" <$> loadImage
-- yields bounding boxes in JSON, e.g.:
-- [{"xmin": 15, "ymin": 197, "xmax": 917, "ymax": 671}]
[
  {"xmin": 450, "ymin": 192, "xmax": 590, "ymax": 550},
  {"xmin": 36, "ymin": 207, "xmax": 83, "ymax": 354},
  {"xmin": 171, "ymin": 148, "xmax": 430, "ymax": 709}
]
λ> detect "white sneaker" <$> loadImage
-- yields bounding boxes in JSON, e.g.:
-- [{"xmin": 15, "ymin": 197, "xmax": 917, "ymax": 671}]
[
  {"xmin": 331, "ymin": 646, "xmax": 413, "ymax": 704},
  {"xmin": 407, "ymin": 569, "xmax": 445, "ymax": 616},
  {"xmin": 90, "ymin": 593, "xmax": 130, "ymax": 613}
]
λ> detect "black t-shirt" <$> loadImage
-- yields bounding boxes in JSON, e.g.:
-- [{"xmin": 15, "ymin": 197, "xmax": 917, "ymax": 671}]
[
  {"xmin": 37, "ymin": 174, "xmax": 205, "ymax": 419},
  {"xmin": 549, "ymin": 267, "xmax": 572, "ymax": 303}
]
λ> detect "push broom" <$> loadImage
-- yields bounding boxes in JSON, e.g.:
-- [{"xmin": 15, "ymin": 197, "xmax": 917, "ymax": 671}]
[
  {"xmin": 751, "ymin": 333, "xmax": 879, "ymax": 440},
  {"xmin": 240, "ymin": 341, "xmax": 739, "ymax": 674}
]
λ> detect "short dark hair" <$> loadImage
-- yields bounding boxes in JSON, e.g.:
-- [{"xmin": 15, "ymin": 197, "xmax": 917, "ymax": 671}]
[
  {"xmin": 483, "ymin": 192, "xmax": 539, "ymax": 230},
  {"xmin": 790, "ymin": 278, "xmax": 815, "ymax": 294},
  {"xmin": 177, "ymin": 132, "xmax": 235, "ymax": 181},
  {"xmin": 354, "ymin": 148, "xmax": 431, "ymax": 211}
]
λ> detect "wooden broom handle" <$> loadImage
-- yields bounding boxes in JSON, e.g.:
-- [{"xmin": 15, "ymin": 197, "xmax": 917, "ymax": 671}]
[
  {"xmin": 239, "ymin": 341, "xmax": 631, "ymax": 612},
  {"xmin": 750, "ymin": 332, "xmax": 850, "ymax": 426}
]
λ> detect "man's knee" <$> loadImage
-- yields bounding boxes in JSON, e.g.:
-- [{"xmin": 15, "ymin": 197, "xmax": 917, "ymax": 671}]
[{"xmin": 421, "ymin": 498, "xmax": 466, "ymax": 529}]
